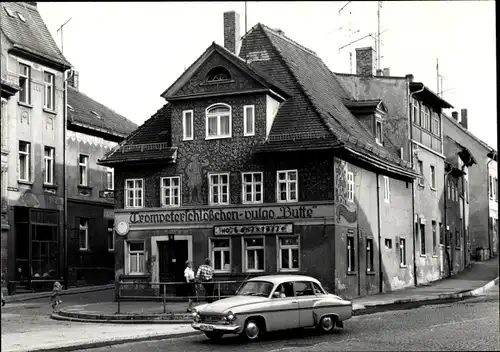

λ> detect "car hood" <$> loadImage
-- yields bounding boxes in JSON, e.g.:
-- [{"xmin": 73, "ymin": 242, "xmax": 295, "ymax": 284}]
[{"xmin": 197, "ymin": 295, "xmax": 268, "ymax": 314}]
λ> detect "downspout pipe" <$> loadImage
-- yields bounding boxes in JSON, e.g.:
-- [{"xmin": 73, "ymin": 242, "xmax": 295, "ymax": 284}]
[
  {"xmin": 486, "ymin": 156, "xmax": 494, "ymax": 259},
  {"xmin": 63, "ymin": 68, "xmax": 74, "ymax": 290},
  {"xmin": 376, "ymin": 174, "xmax": 383, "ymax": 293},
  {"xmin": 408, "ymin": 82, "xmax": 425, "ymax": 287},
  {"xmin": 461, "ymin": 164, "xmax": 467, "ymax": 269},
  {"xmin": 444, "ymin": 167, "xmax": 453, "ymax": 277}
]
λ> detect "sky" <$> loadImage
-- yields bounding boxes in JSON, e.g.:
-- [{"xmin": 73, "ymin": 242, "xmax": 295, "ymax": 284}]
[{"xmin": 37, "ymin": 1, "xmax": 497, "ymax": 148}]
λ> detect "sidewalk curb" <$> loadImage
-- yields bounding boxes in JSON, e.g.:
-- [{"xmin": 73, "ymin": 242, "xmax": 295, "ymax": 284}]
[
  {"xmin": 469, "ymin": 276, "xmax": 499, "ymax": 295},
  {"xmin": 4, "ymin": 284, "xmax": 114, "ymax": 303},
  {"xmin": 12, "ymin": 331, "xmax": 202, "ymax": 352}
]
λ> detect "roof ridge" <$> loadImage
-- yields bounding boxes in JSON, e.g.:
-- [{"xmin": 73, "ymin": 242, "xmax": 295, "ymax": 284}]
[
  {"xmin": 260, "ymin": 24, "xmax": 318, "ymax": 57},
  {"xmin": 68, "ymin": 86, "xmax": 133, "ymax": 125}
]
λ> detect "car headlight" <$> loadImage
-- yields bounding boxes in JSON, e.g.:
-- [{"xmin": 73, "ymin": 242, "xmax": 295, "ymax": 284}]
[{"xmin": 226, "ymin": 311, "xmax": 236, "ymax": 322}]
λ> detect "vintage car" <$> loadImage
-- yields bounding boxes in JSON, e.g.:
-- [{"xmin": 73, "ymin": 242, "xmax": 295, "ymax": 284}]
[{"xmin": 191, "ymin": 274, "xmax": 352, "ymax": 341}]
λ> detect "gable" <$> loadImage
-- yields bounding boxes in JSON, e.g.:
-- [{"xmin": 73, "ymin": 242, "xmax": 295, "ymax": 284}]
[{"xmin": 172, "ymin": 50, "xmax": 270, "ymax": 98}]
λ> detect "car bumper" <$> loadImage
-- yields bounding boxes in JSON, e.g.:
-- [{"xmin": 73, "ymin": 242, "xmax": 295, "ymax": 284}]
[{"xmin": 192, "ymin": 322, "xmax": 242, "ymax": 334}]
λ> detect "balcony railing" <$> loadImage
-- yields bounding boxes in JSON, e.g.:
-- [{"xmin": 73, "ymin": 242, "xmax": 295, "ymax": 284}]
[{"xmin": 120, "ymin": 142, "xmax": 170, "ymax": 153}]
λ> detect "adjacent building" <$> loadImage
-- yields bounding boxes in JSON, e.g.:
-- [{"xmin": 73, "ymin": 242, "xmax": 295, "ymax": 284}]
[
  {"xmin": 0, "ymin": 2, "xmax": 136, "ymax": 293},
  {"xmin": 443, "ymin": 110, "xmax": 497, "ymax": 260},
  {"xmin": 335, "ymin": 50, "xmax": 453, "ymax": 284},
  {"xmin": 100, "ymin": 11, "xmax": 418, "ymax": 299}
]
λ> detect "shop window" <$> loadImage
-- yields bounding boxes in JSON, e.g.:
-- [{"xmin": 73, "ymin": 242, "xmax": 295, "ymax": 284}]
[
  {"xmin": 18, "ymin": 140, "xmax": 31, "ymax": 181},
  {"xmin": 211, "ymin": 238, "xmax": 231, "ymax": 272},
  {"xmin": 182, "ymin": 110, "xmax": 194, "ymax": 141},
  {"xmin": 276, "ymin": 170, "xmax": 298, "ymax": 203},
  {"xmin": 420, "ymin": 223, "xmax": 426, "ymax": 255},
  {"xmin": 242, "ymin": 172, "xmax": 263, "ymax": 204},
  {"xmin": 107, "ymin": 220, "xmax": 114, "ymax": 252},
  {"xmin": 78, "ymin": 154, "xmax": 88, "ymax": 186},
  {"xmin": 243, "ymin": 237, "xmax": 264, "ymax": 272},
  {"xmin": 208, "ymin": 173, "xmax": 229, "ymax": 205},
  {"xmin": 366, "ymin": 238, "xmax": 374, "ymax": 273},
  {"xmin": 127, "ymin": 241, "xmax": 145, "ymax": 274},
  {"xmin": 399, "ymin": 238, "xmax": 407, "ymax": 266},
  {"xmin": 161, "ymin": 176, "xmax": 181, "ymax": 207},
  {"xmin": 347, "ymin": 236, "xmax": 355, "ymax": 272},
  {"xmin": 125, "ymin": 179, "xmax": 144, "ymax": 208},
  {"xmin": 206, "ymin": 103, "xmax": 231, "ymax": 139},
  {"xmin": 278, "ymin": 236, "xmax": 299, "ymax": 271},
  {"xmin": 31, "ymin": 223, "xmax": 58, "ymax": 279},
  {"xmin": 79, "ymin": 218, "xmax": 89, "ymax": 251}
]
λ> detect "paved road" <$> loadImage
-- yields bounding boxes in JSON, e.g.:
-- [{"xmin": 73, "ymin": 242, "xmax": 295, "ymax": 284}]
[
  {"xmin": 86, "ymin": 286, "xmax": 499, "ymax": 352},
  {"xmin": 1, "ymin": 288, "xmax": 114, "ymax": 334}
]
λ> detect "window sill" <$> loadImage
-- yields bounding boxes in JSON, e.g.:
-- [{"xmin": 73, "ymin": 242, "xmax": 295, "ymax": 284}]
[
  {"xmin": 120, "ymin": 274, "xmax": 151, "ymax": 280},
  {"xmin": 243, "ymin": 133, "xmax": 256, "ymax": 137},
  {"xmin": 205, "ymin": 135, "xmax": 232, "ymax": 141},
  {"xmin": 432, "ymin": 255, "xmax": 439, "ymax": 258},
  {"xmin": 79, "ymin": 249, "xmax": 91, "ymax": 253},
  {"xmin": 347, "ymin": 271, "xmax": 357, "ymax": 276},
  {"xmin": 18, "ymin": 101, "xmax": 33, "ymax": 109},
  {"xmin": 78, "ymin": 185, "xmax": 93, "ymax": 190},
  {"xmin": 208, "ymin": 203, "xmax": 230, "ymax": 206},
  {"xmin": 43, "ymin": 183, "xmax": 58, "ymax": 189},
  {"xmin": 213, "ymin": 270, "xmax": 231, "ymax": 274},
  {"xmin": 161, "ymin": 204, "xmax": 181, "ymax": 208},
  {"xmin": 108, "ymin": 249, "xmax": 115, "ymax": 252},
  {"xmin": 125, "ymin": 206, "xmax": 144, "ymax": 210},
  {"xmin": 455, "ymin": 247, "xmax": 462, "ymax": 250},
  {"xmin": 243, "ymin": 270, "xmax": 265, "ymax": 273},
  {"xmin": 420, "ymin": 254, "xmax": 427, "ymax": 258},
  {"xmin": 430, "ymin": 187, "xmax": 436, "ymax": 192},
  {"xmin": 18, "ymin": 180, "xmax": 33, "ymax": 186},
  {"xmin": 43, "ymin": 108, "xmax": 57, "ymax": 115},
  {"xmin": 366, "ymin": 271, "xmax": 376, "ymax": 275},
  {"xmin": 278, "ymin": 268, "xmax": 300, "ymax": 273},
  {"xmin": 241, "ymin": 201, "xmax": 264, "ymax": 205},
  {"xmin": 182, "ymin": 137, "xmax": 193, "ymax": 141},
  {"xmin": 277, "ymin": 199, "xmax": 299, "ymax": 204},
  {"xmin": 400, "ymin": 264, "xmax": 408, "ymax": 268}
]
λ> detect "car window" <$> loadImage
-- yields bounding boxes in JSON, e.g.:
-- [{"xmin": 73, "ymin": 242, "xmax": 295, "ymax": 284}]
[
  {"xmin": 273, "ymin": 282, "xmax": 295, "ymax": 298},
  {"xmin": 294, "ymin": 281, "xmax": 315, "ymax": 297},
  {"xmin": 312, "ymin": 282, "xmax": 325, "ymax": 294}
]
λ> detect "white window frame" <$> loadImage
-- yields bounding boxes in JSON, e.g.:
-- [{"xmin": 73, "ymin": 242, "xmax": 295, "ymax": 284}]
[
  {"xmin": 346, "ymin": 171, "xmax": 354, "ymax": 202},
  {"xmin": 241, "ymin": 172, "xmax": 263, "ymax": 204},
  {"xmin": 79, "ymin": 219, "xmax": 89, "ymax": 251},
  {"xmin": 107, "ymin": 220, "xmax": 115, "ymax": 252},
  {"xmin": 430, "ymin": 165, "xmax": 436, "ymax": 190},
  {"xmin": 210, "ymin": 238, "xmax": 231, "ymax": 273},
  {"xmin": 417, "ymin": 160, "xmax": 424, "ymax": 187},
  {"xmin": 78, "ymin": 154, "xmax": 89, "ymax": 186},
  {"xmin": 205, "ymin": 103, "xmax": 232, "ymax": 140},
  {"xmin": 383, "ymin": 176, "xmax": 390, "ymax": 203},
  {"xmin": 125, "ymin": 178, "xmax": 144, "ymax": 208},
  {"xmin": 421, "ymin": 105, "xmax": 430, "ymax": 130},
  {"xmin": 366, "ymin": 238, "xmax": 374, "ymax": 273},
  {"xmin": 126, "ymin": 241, "xmax": 146, "ymax": 275},
  {"xmin": 375, "ymin": 119, "xmax": 383, "ymax": 145},
  {"xmin": 43, "ymin": 71, "xmax": 55, "ymax": 110},
  {"xmin": 106, "ymin": 167, "xmax": 114, "ymax": 190},
  {"xmin": 347, "ymin": 236, "xmax": 355, "ymax": 272},
  {"xmin": 18, "ymin": 141, "xmax": 31, "ymax": 182},
  {"xmin": 490, "ymin": 175, "xmax": 494, "ymax": 200},
  {"xmin": 19, "ymin": 62, "xmax": 31, "ymax": 104},
  {"xmin": 43, "ymin": 146, "xmax": 55, "ymax": 184},
  {"xmin": 412, "ymin": 98, "xmax": 420, "ymax": 124},
  {"xmin": 277, "ymin": 235, "xmax": 300, "ymax": 272},
  {"xmin": 276, "ymin": 169, "xmax": 298, "ymax": 203},
  {"xmin": 182, "ymin": 110, "xmax": 194, "ymax": 141},
  {"xmin": 399, "ymin": 238, "xmax": 407, "ymax": 267},
  {"xmin": 431, "ymin": 111, "xmax": 440, "ymax": 136},
  {"xmin": 208, "ymin": 172, "xmax": 230, "ymax": 205},
  {"xmin": 243, "ymin": 105, "xmax": 255, "ymax": 136},
  {"xmin": 242, "ymin": 236, "xmax": 265, "ymax": 272},
  {"xmin": 160, "ymin": 176, "xmax": 181, "ymax": 207}
]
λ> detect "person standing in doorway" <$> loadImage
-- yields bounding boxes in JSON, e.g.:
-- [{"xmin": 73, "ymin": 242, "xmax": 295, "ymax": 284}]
[
  {"xmin": 184, "ymin": 260, "xmax": 196, "ymax": 312},
  {"xmin": 196, "ymin": 258, "xmax": 214, "ymax": 303}
]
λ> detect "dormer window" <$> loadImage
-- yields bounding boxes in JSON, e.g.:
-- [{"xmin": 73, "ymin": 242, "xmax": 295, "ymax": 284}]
[
  {"xmin": 206, "ymin": 67, "xmax": 231, "ymax": 83},
  {"xmin": 91, "ymin": 111, "xmax": 101, "ymax": 119}
]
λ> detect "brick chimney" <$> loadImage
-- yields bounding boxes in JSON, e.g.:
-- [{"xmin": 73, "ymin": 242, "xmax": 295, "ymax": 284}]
[
  {"xmin": 405, "ymin": 74, "xmax": 414, "ymax": 82},
  {"xmin": 383, "ymin": 67, "xmax": 390, "ymax": 77},
  {"xmin": 223, "ymin": 11, "xmax": 241, "ymax": 55},
  {"xmin": 376, "ymin": 69, "xmax": 383, "ymax": 76},
  {"xmin": 451, "ymin": 111, "xmax": 458, "ymax": 121},
  {"xmin": 25, "ymin": 2, "xmax": 37, "ymax": 7},
  {"xmin": 460, "ymin": 108, "xmax": 468, "ymax": 129},
  {"xmin": 68, "ymin": 71, "xmax": 79, "ymax": 90},
  {"xmin": 355, "ymin": 47, "xmax": 376, "ymax": 76}
]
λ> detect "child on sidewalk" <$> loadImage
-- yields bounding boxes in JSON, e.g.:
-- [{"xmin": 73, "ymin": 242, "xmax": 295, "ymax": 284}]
[{"xmin": 51, "ymin": 281, "xmax": 63, "ymax": 311}]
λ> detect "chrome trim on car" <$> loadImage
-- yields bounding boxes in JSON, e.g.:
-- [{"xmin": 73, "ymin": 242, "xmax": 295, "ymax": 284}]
[{"xmin": 192, "ymin": 322, "xmax": 242, "ymax": 333}]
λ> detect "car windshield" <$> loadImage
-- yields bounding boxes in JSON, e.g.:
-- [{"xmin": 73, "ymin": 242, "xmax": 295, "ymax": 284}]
[{"xmin": 236, "ymin": 281, "xmax": 273, "ymax": 297}]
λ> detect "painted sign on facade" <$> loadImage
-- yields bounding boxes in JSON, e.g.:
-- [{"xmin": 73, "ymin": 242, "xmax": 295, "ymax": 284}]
[
  {"xmin": 334, "ymin": 158, "xmax": 358, "ymax": 227},
  {"xmin": 214, "ymin": 223, "xmax": 293, "ymax": 236}
]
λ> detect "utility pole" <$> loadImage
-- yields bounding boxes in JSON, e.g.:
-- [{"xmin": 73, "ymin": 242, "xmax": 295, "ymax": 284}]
[
  {"xmin": 56, "ymin": 17, "xmax": 72, "ymax": 54},
  {"xmin": 436, "ymin": 58, "xmax": 440, "ymax": 96}
]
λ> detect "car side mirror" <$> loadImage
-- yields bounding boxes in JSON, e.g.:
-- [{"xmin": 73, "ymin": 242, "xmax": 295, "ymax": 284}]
[{"xmin": 273, "ymin": 292, "xmax": 280, "ymax": 298}]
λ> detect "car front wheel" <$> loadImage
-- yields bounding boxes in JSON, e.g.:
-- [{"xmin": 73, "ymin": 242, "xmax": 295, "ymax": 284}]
[
  {"xmin": 317, "ymin": 315, "xmax": 336, "ymax": 333},
  {"xmin": 241, "ymin": 319, "xmax": 262, "ymax": 341},
  {"xmin": 204, "ymin": 331, "xmax": 224, "ymax": 340}
]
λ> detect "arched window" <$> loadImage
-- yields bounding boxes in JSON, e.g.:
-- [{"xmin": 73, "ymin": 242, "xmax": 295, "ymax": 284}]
[
  {"xmin": 206, "ymin": 67, "xmax": 231, "ymax": 83},
  {"xmin": 206, "ymin": 104, "xmax": 231, "ymax": 139}
]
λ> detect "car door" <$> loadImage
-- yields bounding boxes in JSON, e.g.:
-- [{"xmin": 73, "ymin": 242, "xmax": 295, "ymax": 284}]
[
  {"xmin": 294, "ymin": 281, "xmax": 320, "ymax": 327},
  {"xmin": 267, "ymin": 282, "xmax": 299, "ymax": 331}
]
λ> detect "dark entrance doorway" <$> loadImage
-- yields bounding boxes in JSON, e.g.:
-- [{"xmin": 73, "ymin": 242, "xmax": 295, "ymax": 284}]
[{"xmin": 158, "ymin": 240, "xmax": 188, "ymax": 296}]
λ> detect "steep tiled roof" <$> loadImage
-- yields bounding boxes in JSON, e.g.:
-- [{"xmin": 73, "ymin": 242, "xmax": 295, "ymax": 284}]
[
  {"xmin": 1, "ymin": 2, "xmax": 71, "ymax": 69},
  {"xmin": 244, "ymin": 25, "xmax": 414, "ymax": 175},
  {"xmin": 68, "ymin": 86, "xmax": 137, "ymax": 139},
  {"xmin": 98, "ymin": 104, "xmax": 174, "ymax": 165}
]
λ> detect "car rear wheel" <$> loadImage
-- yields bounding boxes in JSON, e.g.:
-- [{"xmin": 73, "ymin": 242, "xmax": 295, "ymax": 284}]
[
  {"xmin": 204, "ymin": 331, "xmax": 224, "ymax": 340},
  {"xmin": 241, "ymin": 319, "xmax": 262, "ymax": 341},
  {"xmin": 317, "ymin": 315, "xmax": 336, "ymax": 333}
]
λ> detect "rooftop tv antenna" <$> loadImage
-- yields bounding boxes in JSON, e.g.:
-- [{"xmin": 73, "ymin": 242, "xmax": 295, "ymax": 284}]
[{"xmin": 57, "ymin": 17, "xmax": 72, "ymax": 54}]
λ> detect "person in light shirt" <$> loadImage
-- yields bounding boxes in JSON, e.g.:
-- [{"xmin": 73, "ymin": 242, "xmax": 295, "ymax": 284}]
[{"xmin": 184, "ymin": 260, "xmax": 196, "ymax": 312}]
